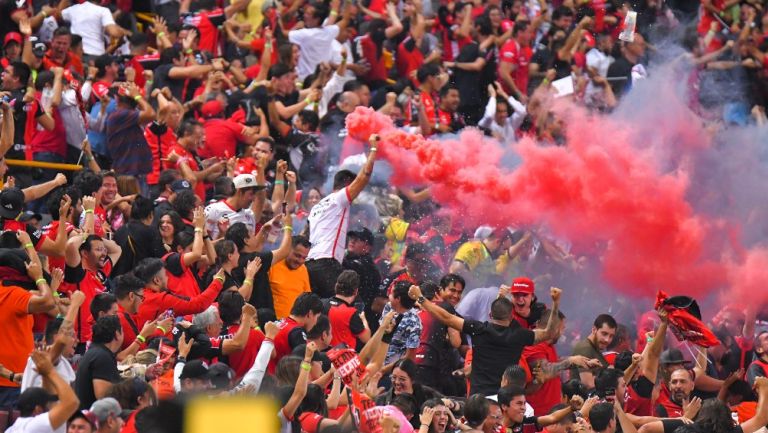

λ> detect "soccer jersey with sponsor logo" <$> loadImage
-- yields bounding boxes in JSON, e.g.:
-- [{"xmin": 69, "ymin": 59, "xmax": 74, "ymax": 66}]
[{"xmin": 307, "ymin": 187, "xmax": 351, "ymax": 263}]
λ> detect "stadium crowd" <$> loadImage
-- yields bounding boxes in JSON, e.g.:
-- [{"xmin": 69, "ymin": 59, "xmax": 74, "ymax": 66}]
[{"xmin": 1, "ymin": 0, "xmax": 768, "ymax": 431}]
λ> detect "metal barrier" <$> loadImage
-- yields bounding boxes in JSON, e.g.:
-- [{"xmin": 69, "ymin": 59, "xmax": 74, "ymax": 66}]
[{"xmin": 5, "ymin": 159, "xmax": 83, "ymax": 171}]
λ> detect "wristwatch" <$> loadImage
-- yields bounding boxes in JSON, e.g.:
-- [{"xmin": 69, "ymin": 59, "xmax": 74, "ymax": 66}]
[{"xmin": 417, "ymin": 296, "xmax": 426, "ymax": 304}]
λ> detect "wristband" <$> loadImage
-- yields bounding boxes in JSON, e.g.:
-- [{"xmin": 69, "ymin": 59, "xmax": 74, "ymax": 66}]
[
  {"xmin": 542, "ymin": 78, "xmax": 550, "ymax": 85},
  {"xmin": 194, "ymin": 228, "xmax": 203, "ymax": 233},
  {"xmin": 304, "ymin": 97, "xmax": 312, "ymax": 105},
  {"xmin": 24, "ymin": 242, "xmax": 33, "ymax": 249},
  {"xmin": 35, "ymin": 278, "xmax": 46, "ymax": 286},
  {"xmin": 157, "ymin": 31, "xmax": 166, "ymax": 38},
  {"xmin": 84, "ymin": 209, "xmax": 94, "ymax": 214},
  {"xmin": 134, "ymin": 95, "xmax": 142, "ymax": 102},
  {"xmin": 177, "ymin": 356, "xmax": 187, "ymax": 363},
  {"xmin": 146, "ymin": 80, "xmax": 153, "ymax": 86},
  {"xmin": 243, "ymin": 278, "xmax": 253, "ymax": 286},
  {"xmin": 300, "ymin": 361, "xmax": 311, "ymax": 371},
  {"xmin": 330, "ymin": 10, "xmax": 338, "ymax": 15},
  {"xmin": 214, "ymin": 275, "xmax": 226, "ymax": 283},
  {"xmin": 41, "ymin": 10, "xmax": 47, "ymax": 17},
  {"xmin": 53, "ymin": 291, "xmax": 60, "ymax": 298},
  {"xmin": 274, "ymin": 180, "xmax": 285, "ymax": 186},
  {"xmin": 157, "ymin": 325, "xmax": 167, "ymax": 334},
  {"xmin": 283, "ymin": 226, "xmax": 293, "ymax": 232},
  {"xmin": 136, "ymin": 335, "xmax": 147, "ymax": 343},
  {"xmin": 370, "ymin": 147, "xmax": 378, "ymax": 152},
  {"xmin": 185, "ymin": 48, "xmax": 193, "ymax": 54}
]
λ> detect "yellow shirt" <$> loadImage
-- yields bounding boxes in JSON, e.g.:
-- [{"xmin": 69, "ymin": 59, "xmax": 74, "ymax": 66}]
[
  {"xmin": 268, "ymin": 259, "xmax": 311, "ymax": 319},
  {"xmin": 234, "ymin": 0, "xmax": 265, "ymax": 38},
  {"xmin": 453, "ymin": 240, "xmax": 510, "ymax": 282}
]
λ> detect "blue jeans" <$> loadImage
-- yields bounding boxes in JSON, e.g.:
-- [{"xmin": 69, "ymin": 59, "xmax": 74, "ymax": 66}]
[{"xmin": 0, "ymin": 386, "xmax": 20, "ymax": 410}]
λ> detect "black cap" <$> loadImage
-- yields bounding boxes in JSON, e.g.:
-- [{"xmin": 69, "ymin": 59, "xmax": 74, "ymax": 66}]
[
  {"xmin": 347, "ymin": 228, "xmax": 374, "ymax": 246},
  {"xmin": 613, "ymin": 350, "xmax": 634, "ymax": 372},
  {"xmin": 179, "ymin": 359, "xmax": 213, "ymax": 380},
  {"xmin": 171, "ymin": 179, "xmax": 192, "ymax": 193},
  {"xmin": 208, "ymin": 363, "xmax": 234, "ymax": 390},
  {"xmin": 17, "ymin": 387, "xmax": 58, "ymax": 413},
  {"xmin": 291, "ymin": 343, "xmax": 324, "ymax": 362},
  {"xmin": 660, "ymin": 348, "xmax": 690, "ymax": 366},
  {"xmin": 19, "ymin": 210, "xmax": 43, "ymax": 222},
  {"xmin": 0, "ymin": 187, "xmax": 25, "ymax": 219}
]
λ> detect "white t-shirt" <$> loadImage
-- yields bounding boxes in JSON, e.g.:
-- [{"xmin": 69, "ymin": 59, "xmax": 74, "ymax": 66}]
[
  {"xmin": 288, "ymin": 25, "xmax": 340, "ymax": 80},
  {"xmin": 61, "ymin": 2, "xmax": 115, "ymax": 56},
  {"xmin": 21, "ymin": 357, "xmax": 76, "ymax": 392},
  {"xmin": 204, "ymin": 199, "xmax": 256, "ymax": 239},
  {"xmin": 306, "ymin": 187, "xmax": 351, "ymax": 263},
  {"xmin": 6, "ymin": 412, "xmax": 65, "ymax": 433}
]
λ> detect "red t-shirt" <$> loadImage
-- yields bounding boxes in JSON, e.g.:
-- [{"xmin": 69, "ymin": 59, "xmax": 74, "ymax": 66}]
[
  {"xmin": 26, "ymin": 92, "xmax": 67, "ymax": 158},
  {"xmin": 269, "ymin": 317, "xmax": 303, "ymax": 373},
  {"xmin": 624, "ymin": 376, "xmax": 654, "ymax": 417},
  {"xmin": 61, "ymin": 260, "xmax": 113, "ymax": 344},
  {"xmin": 226, "ymin": 324, "xmax": 265, "ymax": 379},
  {"xmin": 186, "ymin": 9, "xmax": 226, "ymax": 55},
  {"xmin": 522, "ymin": 343, "xmax": 560, "ymax": 416},
  {"xmin": 396, "ymin": 38, "xmax": 424, "ymax": 84},
  {"xmin": 499, "ymin": 39, "xmax": 532, "ymax": 95},
  {"xmin": 359, "ymin": 35, "xmax": 388, "ymax": 83},
  {"xmin": 144, "ymin": 126, "xmax": 178, "ymax": 185},
  {"xmin": 299, "ymin": 412, "xmax": 324, "ymax": 433},
  {"xmin": 199, "ymin": 118, "xmax": 247, "ymax": 159}
]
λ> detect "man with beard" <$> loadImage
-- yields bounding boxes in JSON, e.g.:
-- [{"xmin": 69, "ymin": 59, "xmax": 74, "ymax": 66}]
[
  {"xmin": 747, "ymin": 331, "xmax": 768, "ymax": 386},
  {"xmin": 656, "ymin": 369, "xmax": 694, "ymax": 418},
  {"xmin": 62, "ymin": 234, "xmax": 122, "ymax": 352},
  {"xmin": 570, "ymin": 314, "xmax": 617, "ymax": 389},
  {"xmin": 268, "ymin": 236, "xmax": 312, "ymax": 319}
]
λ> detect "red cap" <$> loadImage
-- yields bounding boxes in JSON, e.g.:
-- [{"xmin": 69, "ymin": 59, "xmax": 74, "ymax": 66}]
[
  {"xmin": 583, "ymin": 32, "xmax": 596, "ymax": 48},
  {"xmin": 501, "ymin": 19, "xmax": 514, "ymax": 33},
  {"xmin": 92, "ymin": 81, "xmax": 110, "ymax": 99},
  {"xmin": 4, "ymin": 32, "xmax": 22, "ymax": 47},
  {"xmin": 510, "ymin": 277, "xmax": 534, "ymax": 294},
  {"xmin": 201, "ymin": 100, "xmax": 224, "ymax": 118}
]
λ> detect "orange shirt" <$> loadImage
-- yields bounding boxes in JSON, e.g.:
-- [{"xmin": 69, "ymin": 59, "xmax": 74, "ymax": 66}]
[
  {"xmin": 0, "ymin": 286, "xmax": 33, "ymax": 387},
  {"xmin": 268, "ymin": 260, "xmax": 311, "ymax": 319}
]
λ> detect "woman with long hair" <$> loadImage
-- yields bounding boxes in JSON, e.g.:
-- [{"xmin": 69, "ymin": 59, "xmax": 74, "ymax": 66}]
[
  {"xmin": 107, "ymin": 377, "xmax": 157, "ymax": 433},
  {"xmin": 156, "ymin": 210, "xmax": 184, "ymax": 252}
]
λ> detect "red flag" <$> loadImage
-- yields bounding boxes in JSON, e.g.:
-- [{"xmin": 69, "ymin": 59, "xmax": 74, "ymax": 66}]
[
  {"xmin": 328, "ymin": 348, "xmax": 367, "ymax": 387},
  {"xmin": 654, "ymin": 291, "xmax": 720, "ymax": 347}
]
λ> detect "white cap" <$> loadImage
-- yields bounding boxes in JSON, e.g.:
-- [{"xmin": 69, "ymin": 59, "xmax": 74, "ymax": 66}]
[{"xmin": 232, "ymin": 174, "xmax": 263, "ymax": 190}]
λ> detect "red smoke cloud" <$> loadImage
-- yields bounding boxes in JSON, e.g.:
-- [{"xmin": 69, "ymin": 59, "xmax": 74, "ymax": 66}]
[{"xmin": 346, "ymin": 106, "xmax": 736, "ymax": 298}]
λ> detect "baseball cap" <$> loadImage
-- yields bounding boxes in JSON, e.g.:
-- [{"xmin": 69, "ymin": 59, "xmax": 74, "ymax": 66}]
[
  {"xmin": 347, "ymin": 228, "xmax": 374, "ymax": 246},
  {"xmin": 17, "ymin": 388, "xmax": 58, "ymax": 413},
  {"xmin": 200, "ymin": 100, "xmax": 224, "ymax": 118},
  {"xmin": 0, "ymin": 187, "xmax": 25, "ymax": 219},
  {"xmin": 208, "ymin": 363, "xmax": 234, "ymax": 390},
  {"xmin": 4, "ymin": 32, "xmax": 22, "ymax": 47},
  {"xmin": 90, "ymin": 397, "xmax": 124, "ymax": 423},
  {"xmin": 179, "ymin": 359, "xmax": 214, "ymax": 380},
  {"xmin": 583, "ymin": 32, "xmax": 596, "ymax": 48},
  {"xmin": 29, "ymin": 37, "xmax": 46, "ymax": 58},
  {"xmin": 232, "ymin": 174, "xmax": 265, "ymax": 191},
  {"xmin": 171, "ymin": 179, "xmax": 192, "ymax": 193},
  {"xmin": 68, "ymin": 411, "xmax": 97, "ymax": 429},
  {"xmin": 510, "ymin": 277, "xmax": 534, "ymax": 294},
  {"xmin": 92, "ymin": 82, "xmax": 110, "ymax": 99},
  {"xmin": 19, "ymin": 210, "xmax": 43, "ymax": 223}
]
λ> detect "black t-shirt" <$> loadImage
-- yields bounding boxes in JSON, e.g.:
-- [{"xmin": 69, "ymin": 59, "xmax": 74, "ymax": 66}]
[
  {"xmin": 606, "ymin": 56, "xmax": 634, "ymax": 98},
  {"xmin": 73, "ymin": 343, "xmax": 121, "ymax": 410},
  {"xmin": 453, "ymin": 42, "xmax": 484, "ymax": 108},
  {"xmin": 153, "ymin": 64, "xmax": 186, "ymax": 102},
  {"xmin": 461, "ymin": 319, "xmax": 535, "ymax": 395},
  {"xmin": 416, "ymin": 301, "xmax": 456, "ymax": 368},
  {"xmin": 509, "ymin": 416, "xmax": 540, "ymax": 433},
  {"xmin": 233, "ymin": 251, "xmax": 274, "ymax": 310},
  {"xmin": 112, "ymin": 221, "xmax": 166, "ymax": 277},
  {"xmin": 342, "ymin": 253, "xmax": 382, "ymax": 307},
  {"xmin": 0, "ymin": 219, "xmax": 42, "ymax": 249}
]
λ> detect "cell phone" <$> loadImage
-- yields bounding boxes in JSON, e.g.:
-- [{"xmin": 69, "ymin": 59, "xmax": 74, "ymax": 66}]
[
  {"xmin": 604, "ymin": 387, "xmax": 616, "ymax": 402},
  {"xmin": 281, "ymin": 202, "xmax": 287, "ymax": 214},
  {"xmin": 354, "ymin": 301, "xmax": 365, "ymax": 314},
  {"xmin": 105, "ymin": 231, "xmax": 113, "ymax": 241},
  {"xmin": 162, "ymin": 309, "xmax": 174, "ymax": 320}
]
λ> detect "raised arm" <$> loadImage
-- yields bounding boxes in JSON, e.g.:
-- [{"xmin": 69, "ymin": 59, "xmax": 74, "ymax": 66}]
[
  {"xmin": 742, "ymin": 377, "xmax": 768, "ymax": 433},
  {"xmin": 38, "ymin": 194, "xmax": 72, "ymax": 257},
  {"xmin": 222, "ymin": 304, "xmax": 257, "ymax": 355},
  {"xmin": 25, "ymin": 259, "xmax": 56, "ymax": 314},
  {"xmin": 31, "ymin": 351, "xmax": 79, "ymax": 430},
  {"xmin": 409, "ymin": 285, "xmax": 465, "ymax": 331},
  {"xmin": 283, "ymin": 342, "xmax": 316, "ymax": 419},
  {"xmin": 640, "ymin": 310, "xmax": 667, "ymax": 383},
  {"xmin": 532, "ymin": 288, "xmax": 561, "ymax": 344},
  {"xmin": 182, "ymin": 207, "xmax": 205, "ymax": 266},
  {"xmin": 0, "ymin": 99, "xmax": 13, "ymax": 156},
  {"xmin": 237, "ymin": 321, "xmax": 277, "ymax": 392},
  {"xmin": 347, "ymin": 135, "xmax": 378, "ymax": 201}
]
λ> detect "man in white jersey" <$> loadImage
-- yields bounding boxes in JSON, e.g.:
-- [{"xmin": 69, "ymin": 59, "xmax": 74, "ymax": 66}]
[
  {"xmin": 204, "ymin": 173, "xmax": 267, "ymax": 239},
  {"xmin": 305, "ymin": 134, "xmax": 379, "ymax": 298}
]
